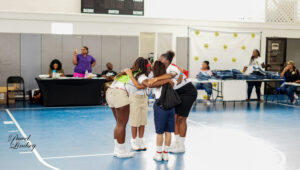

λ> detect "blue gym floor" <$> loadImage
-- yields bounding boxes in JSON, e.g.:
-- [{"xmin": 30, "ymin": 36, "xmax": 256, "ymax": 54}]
[{"xmin": 1, "ymin": 99, "xmax": 300, "ymax": 170}]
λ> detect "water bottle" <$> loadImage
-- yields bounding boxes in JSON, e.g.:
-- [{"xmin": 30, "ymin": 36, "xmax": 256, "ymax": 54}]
[
  {"xmin": 85, "ymin": 70, "xmax": 88, "ymax": 78},
  {"xmin": 52, "ymin": 70, "xmax": 56, "ymax": 78}
]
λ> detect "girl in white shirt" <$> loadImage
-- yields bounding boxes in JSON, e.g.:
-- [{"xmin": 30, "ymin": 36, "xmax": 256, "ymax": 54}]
[
  {"xmin": 153, "ymin": 51, "xmax": 198, "ymax": 153},
  {"xmin": 126, "ymin": 60, "xmax": 175, "ymax": 161},
  {"xmin": 106, "ymin": 57, "xmax": 150, "ymax": 158}
]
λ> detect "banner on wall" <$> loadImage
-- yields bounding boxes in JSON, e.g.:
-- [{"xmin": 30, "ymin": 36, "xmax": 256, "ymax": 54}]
[{"xmin": 188, "ymin": 28, "xmax": 261, "ymax": 78}]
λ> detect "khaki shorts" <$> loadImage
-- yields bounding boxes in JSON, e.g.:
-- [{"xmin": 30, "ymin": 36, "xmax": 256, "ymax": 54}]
[
  {"xmin": 106, "ymin": 88, "xmax": 130, "ymax": 108},
  {"xmin": 129, "ymin": 94, "xmax": 149, "ymax": 127}
]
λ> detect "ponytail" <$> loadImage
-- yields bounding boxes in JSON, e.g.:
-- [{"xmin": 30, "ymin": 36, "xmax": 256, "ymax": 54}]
[{"xmin": 161, "ymin": 50, "xmax": 175, "ymax": 63}]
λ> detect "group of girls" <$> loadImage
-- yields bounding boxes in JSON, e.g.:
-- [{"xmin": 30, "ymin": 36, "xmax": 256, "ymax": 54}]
[{"xmin": 106, "ymin": 51, "xmax": 197, "ymax": 161}]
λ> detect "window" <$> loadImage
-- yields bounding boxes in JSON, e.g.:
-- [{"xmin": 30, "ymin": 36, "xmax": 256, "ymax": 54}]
[{"xmin": 144, "ymin": 0, "xmax": 265, "ymax": 22}]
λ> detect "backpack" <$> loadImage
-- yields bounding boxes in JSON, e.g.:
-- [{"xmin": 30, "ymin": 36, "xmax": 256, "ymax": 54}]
[{"xmin": 157, "ymin": 83, "xmax": 181, "ymax": 110}]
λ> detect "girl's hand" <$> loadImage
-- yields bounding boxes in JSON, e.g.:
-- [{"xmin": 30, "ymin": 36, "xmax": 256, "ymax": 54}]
[
  {"xmin": 125, "ymin": 69, "xmax": 133, "ymax": 76},
  {"xmin": 148, "ymin": 78, "xmax": 158, "ymax": 86}
]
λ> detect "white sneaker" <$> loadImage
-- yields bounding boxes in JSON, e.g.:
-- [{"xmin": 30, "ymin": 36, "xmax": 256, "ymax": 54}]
[
  {"xmin": 116, "ymin": 149, "xmax": 134, "ymax": 158},
  {"xmin": 170, "ymin": 139, "xmax": 179, "ymax": 150},
  {"xmin": 113, "ymin": 146, "xmax": 118, "ymax": 156},
  {"xmin": 153, "ymin": 152, "xmax": 163, "ymax": 161},
  {"xmin": 170, "ymin": 143, "xmax": 185, "ymax": 153},
  {"xmin": 162, "ymin": 151, "xmax": 169, "ymax": 161},
  {"xmin": 131, "ymin": 139, "xmax": 140, "ymax": 151},
  {"xmin": 138, "ymin": 138, "xmax": 147, "ymax": 150},
  {"xmin": 113, "ymin": 140, "xmax": 118, "ymax": 156}
]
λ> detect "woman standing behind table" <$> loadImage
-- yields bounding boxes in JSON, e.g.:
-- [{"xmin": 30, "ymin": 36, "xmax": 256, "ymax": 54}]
[
  {"xmin": 73, "ymin": 46, "xmax": 96, "ymax": 77},
  {"xmin": 243, "ymin": 49, "xmax": 265, "ymax": 102}
]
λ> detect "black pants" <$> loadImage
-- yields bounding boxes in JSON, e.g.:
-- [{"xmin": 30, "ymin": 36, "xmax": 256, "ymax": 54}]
[{"xmin": 247, "ymin": 82, "xmax": 262, "ymax": 100}]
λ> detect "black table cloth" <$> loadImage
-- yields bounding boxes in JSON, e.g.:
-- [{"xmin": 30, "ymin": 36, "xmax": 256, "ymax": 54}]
[{"xmin": 35, "ymin": 78, "xmax": 106, "ymax": 107}]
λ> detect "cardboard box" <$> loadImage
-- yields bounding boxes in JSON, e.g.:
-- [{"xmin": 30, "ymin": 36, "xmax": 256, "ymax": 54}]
[{"xmin": 0, "ymin": 86, "xmax": 16, "ymax": 104}]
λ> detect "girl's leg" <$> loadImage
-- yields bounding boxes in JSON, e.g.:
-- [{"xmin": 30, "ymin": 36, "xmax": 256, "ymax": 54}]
[
  {"xmin": 131, "ymin": 127, "xmax": 137, "ymax": 139},
  {"xmin": 114, "ymin": 104, "xmax": 134, "ymax": 158},
  {"xmin": 111, "ymin": 108, "xmax": 117, "ymax": 141},
  {"xmin": 164, "ymin": 132, "xmax": 171, "ymax": 146},
  {"xmin": 138, "ymin": 126, "xmax": 145, "ymax": 138},
  {"xmin": 156, "ymin": 133, "xmax": 164, "ymax": 146},
  {"xmin": 174, "ymin": 114, "xmax": 180, "ymax": 145},
  {"xmin": 154, "ymin": 133, "xmax": 164, "ymax": 161},
  {"xmin": 162, "ymin": 132, "xmax": 171, "ymax": 161},
  {"xmin": 138, "ymin": 125, "xmax": 146, "ymax": 150},
  {"xmin": 131, "ymin": 126, "xmax": 140, "ymax": 150},
  {"xmin": 178, "ymin": 116, "xmax": 188, "ymax": 137},
  {"xmin": 115, "ymin": 105, "xmax": 130, "ymax": 144}
]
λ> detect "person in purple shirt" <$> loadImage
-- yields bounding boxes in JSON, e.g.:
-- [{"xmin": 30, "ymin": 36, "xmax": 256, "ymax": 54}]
[{"xmin": 73, "ymin": 46, "xmax": 96, "ymax": 77}]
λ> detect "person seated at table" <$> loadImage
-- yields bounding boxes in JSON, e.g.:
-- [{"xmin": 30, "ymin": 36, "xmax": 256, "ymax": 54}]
[
  {"xmin": 48, "ymin": 59, "xmax": 65, "ymax": 78},
  {"xmin": 102, "ymin": 62, "xmax": 117, "ymax": 81},
  {"xmin": 101, "ymin": 62, "xmax": 118, "ymax": 105},
  {"xmin": 280, "ymin": 60, "xmax": 300, "ymax": 104},
  {"xmin": 195, "ymin": 61, "xmax": 212, "ymax": 105},
  {"xmin": 73, "ymin": 46, "xmax": 96, "ymax": 77},
  {"xmin": 243, "ymin": 49, "xmax": 265, "ymax": 102}
]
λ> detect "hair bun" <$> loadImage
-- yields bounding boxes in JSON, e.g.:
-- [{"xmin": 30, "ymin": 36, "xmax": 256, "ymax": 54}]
[{"xmin": 167, "ymin": 50, "xmax": 175, "ymax": 58}]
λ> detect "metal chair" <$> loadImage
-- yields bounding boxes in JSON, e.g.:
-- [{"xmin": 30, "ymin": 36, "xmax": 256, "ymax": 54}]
[{"xmin": 6, "ymin": 76, "xmax": 26, "ymax": 107}]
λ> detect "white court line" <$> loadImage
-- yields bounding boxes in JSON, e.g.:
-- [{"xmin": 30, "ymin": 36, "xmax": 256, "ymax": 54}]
[
  {"xmin": 43, "ymin": 151, "xmax": 141, "ymax": 160},
  {"xmin": 5, "ymin": 109, "xmax": 60, "ymax": 170},
  {"xmin": 43, "ymin": 153, "xmax": 114, "ymax": 160},
  {"xmin": 187, "ymin": 119, "xmax": 207, "ymax": 127},
  {"xmin": 266, "ymin": 101, "xmax": 300, "ymax": 109},
  {"xmin": 19, "ymin": 151, "xmax": 33, "ymax": 154},
  {"xmin": 0, "ymin": 105, "xmax": 107, "ymax": 111},
  {"xmin": 8, "ymin": 130, "xmax": 19, "ymax": 133},
  {"xmin": 3, "ymin": 121, "xmax": 14, "ymax": 125}
]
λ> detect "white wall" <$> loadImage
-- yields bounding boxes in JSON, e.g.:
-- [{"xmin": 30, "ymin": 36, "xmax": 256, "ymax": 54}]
[
  {"xmin": 1, "ymin": 11, "xmax": 300, "ymax": 64},
  {"xmin": 0, "ymin": 0, "xmax": 80, "ymax": 13}
]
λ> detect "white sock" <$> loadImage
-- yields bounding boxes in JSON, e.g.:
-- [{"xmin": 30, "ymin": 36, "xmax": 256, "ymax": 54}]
[
  {"xmin": 114, "ymin": 139, "xmax": 117, "ymax": 144},
  {"xmin": 118, "ymin": 143, "xmax": 126, "ymax": 151},
  {"xmin": 175, "ymin": 134, "xmax": 180, "ymax": 142},
  {"xmin": 132, "ymin": 138, "xmax": 137, "ymax": 142},
  {"xmin": 138, "ymin": 137, "xmax": 144, "ymax": 142},
  {"xmin": 180, "ymin": 137, "xmax": 185, "ymax": 145},
  {"xmin": 156, "ymin": 146, "xmax": 162, "ymax": 153},
  {"xmin": 164, "ymin": 146, "xmax": 170, "ymax": 152}
]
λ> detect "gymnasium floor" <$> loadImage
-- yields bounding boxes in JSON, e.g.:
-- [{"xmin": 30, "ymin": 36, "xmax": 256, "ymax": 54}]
[{"xmin": 1, "ymin": 99, "xmax": 300, "ymax": 170}]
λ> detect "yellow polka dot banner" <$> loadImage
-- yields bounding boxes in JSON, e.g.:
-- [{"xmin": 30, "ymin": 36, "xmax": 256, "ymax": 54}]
[{"xmin": 188, "ymin": 28, "xmax": 261, "ymax": 78}]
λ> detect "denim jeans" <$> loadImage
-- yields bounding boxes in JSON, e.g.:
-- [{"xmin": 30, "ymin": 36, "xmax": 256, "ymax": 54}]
[
  {"xmin": 247, "ymin": 82, "xmax": 262, "ymax": 99},
  {"xmin": 196, "ymin": 83, "xmax": 212, "ymax": 96},
  {"xmin": 280, "ymin": 85, "xmax": 298, "ymax": 102}
]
